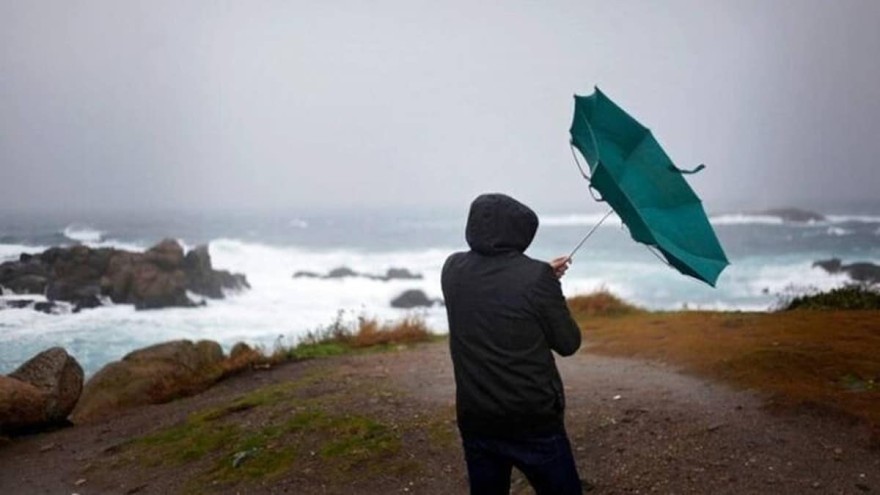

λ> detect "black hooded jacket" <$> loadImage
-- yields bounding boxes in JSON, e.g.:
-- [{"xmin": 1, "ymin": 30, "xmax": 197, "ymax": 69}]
[{"xmin": 442, "ymin": 194, "xmax": 582, "ymax": 438}]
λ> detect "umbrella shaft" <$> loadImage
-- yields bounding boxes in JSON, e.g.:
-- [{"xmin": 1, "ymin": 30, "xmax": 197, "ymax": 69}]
[{"xmin": 569, "ymin": 209, "xmax": 614, "ymax": 259}]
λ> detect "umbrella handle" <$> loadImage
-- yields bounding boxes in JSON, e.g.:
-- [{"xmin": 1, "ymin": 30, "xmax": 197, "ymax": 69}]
[{"xmin": 569, "ymin": 209, "xmax": 614, "ymax": 259}]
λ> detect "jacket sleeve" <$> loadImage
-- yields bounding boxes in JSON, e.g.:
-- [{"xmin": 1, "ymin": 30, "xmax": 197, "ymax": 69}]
[{"xmin": 531, "ymin": 264, "xmax": 582, "ymax": 356}]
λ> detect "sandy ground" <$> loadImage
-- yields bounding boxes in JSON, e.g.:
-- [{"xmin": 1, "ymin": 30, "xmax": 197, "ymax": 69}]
[{"xmin": 1, "ymin": 342, "xmax": 878, "ymax": 494}]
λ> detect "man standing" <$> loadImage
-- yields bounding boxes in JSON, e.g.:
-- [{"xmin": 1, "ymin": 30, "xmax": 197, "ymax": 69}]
[{"xmin": 441, "ymin": 193, "xmax": 584, "ymax": 495}]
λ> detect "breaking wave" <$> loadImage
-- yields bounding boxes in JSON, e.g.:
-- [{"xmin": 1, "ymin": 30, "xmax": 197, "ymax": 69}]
[{"xmin": 62, "ymin": 224, "xmax": 105, "ymax": 243}]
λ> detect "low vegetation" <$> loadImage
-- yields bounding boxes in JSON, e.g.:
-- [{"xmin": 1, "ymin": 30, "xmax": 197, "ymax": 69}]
[
  {"xmin": 782, "ymin": 284, "xmax": 880, "ymax": 310},
  {"xmin": 569, "ymin": 289, "xmax": 880, "ymax": 429},
  {"xmin": 280, "ymin": 313, "xmax": 437, "ymax": 360},
  {"xmin": 114, "ymin": 363, "xmax": 454, "ymax": 493},
  {"xmin": 567, "ymin": 288, "xmax": 643, "ymax": 318},
  {"xmin": 233, "ymin": 312, "xmax": 436, "ymax": 365}
]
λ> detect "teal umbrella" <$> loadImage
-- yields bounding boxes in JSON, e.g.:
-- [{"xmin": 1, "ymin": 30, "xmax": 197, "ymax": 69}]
[{"xmin": 568, "ymin": 87, "xmax": 729, "ymax": 287}]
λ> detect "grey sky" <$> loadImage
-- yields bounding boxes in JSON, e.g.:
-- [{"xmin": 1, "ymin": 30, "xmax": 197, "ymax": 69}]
[{"xmin": 2, "ymin": 0, "xmax": 879, "ymax": 213}]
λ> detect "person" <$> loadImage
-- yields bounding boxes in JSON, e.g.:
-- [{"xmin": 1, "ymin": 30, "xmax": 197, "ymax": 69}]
[{"xmin": 441, "ymin": 193, "xmax": 585, "ymax": 495}]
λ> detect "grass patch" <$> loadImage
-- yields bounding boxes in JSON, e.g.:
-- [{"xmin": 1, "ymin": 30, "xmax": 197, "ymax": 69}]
[
  {"xmin": 125, "ymin": 369, "xmax": 412, "ymax": 492},
  {"xmin": 284, "ymin": 410, "xmax": 400, "ymax": 463},
  {"xmin": 271, "ymin": 312, "xmax": 435, "ymax": 362},
  {"xmin": 782, "ymin": 284, "xmax": 880, "ymax": 310},
  {"xmin": 567, "ymin": 289, "xmax": 643, "ymax": 318},
  {"xmin": 135, "ymin": 415, "xmax": 240, "ymax": 466},
  {"xmin": 573, "ymin": 294, "xmax": 880, "ymax": 427}
]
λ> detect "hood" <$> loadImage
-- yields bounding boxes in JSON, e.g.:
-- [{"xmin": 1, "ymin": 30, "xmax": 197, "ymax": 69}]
[{"xmin": 465, "ymin": 193, "xmax": 538, "ymax": 255}]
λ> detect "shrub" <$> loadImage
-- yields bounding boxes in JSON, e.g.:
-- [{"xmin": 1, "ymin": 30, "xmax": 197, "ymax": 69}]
[
  {"xmin": 278, "ymin": 311, "xmax": 434, "ymax": 360},
  {"xmin": 350, "ymin": 315, "xmax": 433, "ymax": 348},
  {"xmin": 782, "ymin": 284, "xmax": 880, "ymax": 311},
  {"xmin": 567, "ymin": 289, "xmax": 642, "ymax": 318}
]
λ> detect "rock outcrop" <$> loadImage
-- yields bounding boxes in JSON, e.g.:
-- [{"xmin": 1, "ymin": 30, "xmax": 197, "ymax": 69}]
[
  {"xmin": 8, "ymin": 347, "xmax": 83, "ymax": 424},
  {"xmin": 755, "ymin": 208, "xmax": 826, "ymax": 223},
  {"xmin": 390, "ymin": 289, "xmax": 442, "ymax": 309},
  {"xmin": 0, "ymin": 376, "xmax": 47, "ymax": 433},
  {"xmin": 0, "ymin": 348, "xmax": 84, "ymax": 434},
  {"xmin": 71, "ymin": 339, "xmax": 228, "ymax": 423},
  {"xmin": 814, "ymin": 258, "xmax": 880, "ymax": 285},
  {"xmin": 184, "ymin": 245, "xmax": 250, "ymax": 299},
  {"xmin": 294, "ymin": 266, "xmax": 423, "ymax": 282},
  {"xmin": 0, "ymin": 240, "xmax": 249, "ymax": 312}
]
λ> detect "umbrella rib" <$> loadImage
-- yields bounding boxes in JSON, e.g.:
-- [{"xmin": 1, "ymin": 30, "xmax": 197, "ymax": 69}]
[
  {"xmin": 644, "ymin": 244, "xmax": 671, "ymax": 267},
  {"xmin": 569, "ymin": 142, "xmax": 591, "ymax": 180},
  {"xmin": 569, "ymin": 143, "xmax": 605, "ymax": 203}
]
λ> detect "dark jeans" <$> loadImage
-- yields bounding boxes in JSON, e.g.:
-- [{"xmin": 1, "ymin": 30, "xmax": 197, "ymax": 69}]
[{"xmin": 461, "ymin": 431, "xmax": 582, "ymax": 495}]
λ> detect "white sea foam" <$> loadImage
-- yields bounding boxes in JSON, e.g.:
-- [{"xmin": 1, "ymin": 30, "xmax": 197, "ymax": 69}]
[
  {"xmin": 0, "ymin": 238, "xmax": 455, "ymax": 375},
  {"xmin": 541, "ymin": 213, "xmax": 622, "ymax": 227},
  {"xmin": 63, "ymin": 224, "xmax": 105, "ymax": 243},
  {"xmin": 709, "ymin": 214, "xmax": 784, "ymax": 226},
  {"xmin": 826, "ymin": 214, "xmax": 880, "ymax": 224},
  {"xmin": 826, "ymin": 226, "xmax": 852, "ymax": 236},
  {"xmin": 736, "ymin": 261, "xmax": 850, "ymax": 299},
  {"xmin": 1, "ymin": 232, "xmax": 874, "ymax": 376},
  {"xmin": 0, "ymin": 243, "xmax": 48, "ymax": 262}
]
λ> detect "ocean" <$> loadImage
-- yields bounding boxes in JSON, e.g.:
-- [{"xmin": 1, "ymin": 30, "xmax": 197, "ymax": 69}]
[{"xmin": 2, "ymin": 203, "xmax": 879, "ymax": 376}]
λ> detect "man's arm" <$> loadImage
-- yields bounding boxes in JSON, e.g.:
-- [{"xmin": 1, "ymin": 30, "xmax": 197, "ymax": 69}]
[{"xmin": 532, "ymin": 263, "xmax": 582, "ymax": 356}]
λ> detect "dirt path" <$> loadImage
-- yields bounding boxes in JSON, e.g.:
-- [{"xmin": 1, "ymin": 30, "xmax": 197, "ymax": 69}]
[{"xmin": 2, "ymin": 342, "xmax": 878, "ymax": 494}]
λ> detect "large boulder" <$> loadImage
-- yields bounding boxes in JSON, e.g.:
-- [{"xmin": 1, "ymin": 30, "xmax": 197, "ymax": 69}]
[
  {"xmin": 71, "ymin": 339, "xmax": 227, "ymax": 423},
  {"xmin": 390, "ymin": 289, "xmax": 441, "ymax": 309},
  {"xmin": 183, "ymin": 245, "xmax": 250, "ymax": 298},
  {"xmin": 3, "ymin": 240, "xmax": 249, "ymax": 313},
  {"xmin": 101, "ymin": 251, "xmax": 140, "ymax": 303},
  {"xmin": 0, "ymin": 376, "xmax": 47, "ymax": 433},
  {"xmin": 813, "ymin": 258, "xmax": 880, "ymax": 285},
  {"xmin": 144, "ymin": 238, "xmax": 185, "ymax": 270},
  {"xmin": 8, "ymin": 347, "xmax": 83, "ymax": 423},
  {"xmin": 46, "ymin": 246, "xmax": 113, "ymax": 299},
  {"xmin": 128, "ymin": 262, "xmax": 191, "ymax": 310},
  {"xmin": 845, "ymin": 262, "xmax": 880, "ymax": 285},
  {"xmin": 381, "ymin": 267, "xmax": 423, "ymax": 281},
  {"xmin": 101, "ymin": 241, "xmax": 193, "ymax": 310},
  {"xmin": 757, "ymin": 208, "xmax": 826, "ymax": 223},
  {"xmin": 325, "ymin": 266, "xmax": 359, "ymax": 279},
  {"xmin": 813, "ymin": 258, "xmax": 843, "ymax": 274},
  {"xmin": 0, "ymin": 256, "xmax": 50, "ymax": 294}
]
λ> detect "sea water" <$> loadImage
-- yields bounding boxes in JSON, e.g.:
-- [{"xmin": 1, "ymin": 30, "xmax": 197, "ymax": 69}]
[{"xmin": 1, "ymin": 204, "xmax": 878, "ymax": 376}]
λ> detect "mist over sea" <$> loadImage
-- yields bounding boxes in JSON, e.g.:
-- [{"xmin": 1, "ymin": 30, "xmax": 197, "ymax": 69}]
[{"xmin": 2, "ymin": 202, "xmax": 879, "ymax": 376}]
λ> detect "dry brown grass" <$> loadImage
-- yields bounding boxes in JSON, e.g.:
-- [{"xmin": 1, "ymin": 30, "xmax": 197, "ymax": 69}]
[
  {"xmin": 349, "ymin": 316, "xmax": 434, "ymax": 348},
  {"xmin": 567, "ymin": 289, "xmax": 643, "ymax": 319},
  {"xmin": 575, "ymin": 309, "xmax": 880, "ymax": 427},
  {"xmin": 220, "ymin": 347, "xmax": 266, "ymax": 376}
]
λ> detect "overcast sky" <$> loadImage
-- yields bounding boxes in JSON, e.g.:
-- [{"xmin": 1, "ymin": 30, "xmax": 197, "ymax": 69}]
[{"xmin": 2, "ymin": 0, "xmax": 879, "ymax": 214}]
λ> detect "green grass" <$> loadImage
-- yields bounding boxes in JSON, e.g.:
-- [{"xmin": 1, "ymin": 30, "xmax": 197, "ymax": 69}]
[
  {"xmin": 783, "ymin": 284, "xmax": 880, "ymax": 310},
  {"xmin": 124, "ymin": 370, "xmax": 411, "ymax": 492},
  {"xmin": 284, "ymin": 341, "xmax": 350, "ymax": 360},
  {"xmin": 286, "ymin": 410, "xmax": 400, "ymax": 463},
  {"xmin": 254, "ymin": 313, "xmax": 436, "ymax": 365}
]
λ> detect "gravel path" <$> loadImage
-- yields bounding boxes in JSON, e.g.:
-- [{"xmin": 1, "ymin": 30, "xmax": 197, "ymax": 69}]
[{"xmin": 1, "ymin": 342, "xmax": 878, "ymax": 494}]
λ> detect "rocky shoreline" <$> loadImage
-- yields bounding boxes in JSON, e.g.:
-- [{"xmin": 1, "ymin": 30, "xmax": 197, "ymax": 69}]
[
  {"xmin": 1, "ymin": 339, "xmax": 261, "ymax": 435},
  {"xmin": 813, "ymin": 258, "xmax": 880, "ymax": 285},
  {"xmin": 0, "ymin": 239, "xmax": 249, "ymax": 313}
]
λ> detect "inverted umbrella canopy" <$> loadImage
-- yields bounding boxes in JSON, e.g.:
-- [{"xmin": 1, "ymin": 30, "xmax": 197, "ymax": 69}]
[{"xmin": 569, "ymin": 87, "xmax": 729, "ymax": 287}]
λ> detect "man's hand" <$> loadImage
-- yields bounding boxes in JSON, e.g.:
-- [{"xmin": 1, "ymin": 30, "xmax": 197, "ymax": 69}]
[{"xmin": 549, "ymin": 256, "xmax": 572, "ymax": 279}]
